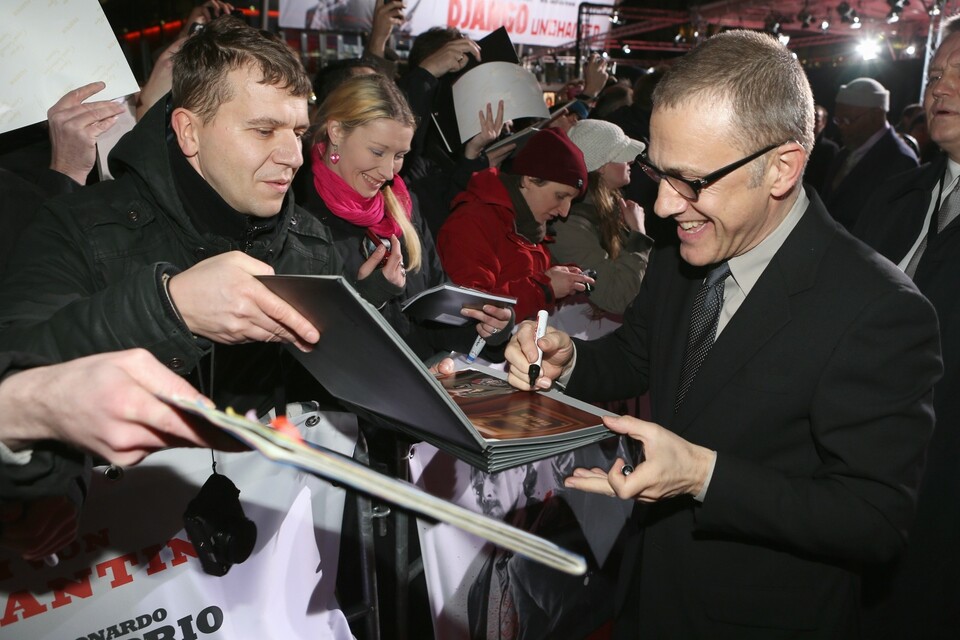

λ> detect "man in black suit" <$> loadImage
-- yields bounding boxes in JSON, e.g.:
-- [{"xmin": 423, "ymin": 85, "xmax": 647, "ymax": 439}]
[
  {"xmin": 505, "ymin": 30, "xmax": 942, "ymax": 638},
  {"xmin": 821, "ymin": 77, "xmax": 918, "ymax": 230},
  {"xmin": 853, "ymin": 16, "xmax": 960, "ymax": 638}
]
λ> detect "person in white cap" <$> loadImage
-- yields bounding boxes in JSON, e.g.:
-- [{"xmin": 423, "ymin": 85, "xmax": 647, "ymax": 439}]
[
  {"xmin": 553, "ymin": 119, "xmax": 653, "ymax": 317},
  {"xmin": 821, "ymin": 76, "xmax": 918, "ymax": 229}
]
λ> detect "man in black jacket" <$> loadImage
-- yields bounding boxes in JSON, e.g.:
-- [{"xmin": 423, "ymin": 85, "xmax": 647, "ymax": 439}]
[
  {"xmin": 0, "ymin": 16, "xmax": 400, "ymax": 413},
  {"xmin": 820, "ymin": 77, "xmax": 918, "ymax": 229},
  {"xmin": 505, "ymin": 30, "xmax": 941, "ymax": 638},
  {"xmin": 854, "ymin": 16, "xmax": 960, "ymax": 638}
]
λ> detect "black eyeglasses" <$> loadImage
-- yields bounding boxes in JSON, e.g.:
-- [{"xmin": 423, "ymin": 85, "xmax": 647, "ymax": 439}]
[{"xmin": 634, "ymin": 141, "xmax": 787, "ymax": 201}]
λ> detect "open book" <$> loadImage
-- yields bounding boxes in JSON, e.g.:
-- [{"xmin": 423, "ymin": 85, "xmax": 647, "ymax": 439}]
[
  {"xmin": 163, "ymin": 395, "xmax": 586, "ymax": 576},
  {"xmin": 258, "ymin": 275, "xmax": 616, "ymax": 472},
  {"xmin": 400, "ymin": 283, "xmax": 516, "ymax": 326}
]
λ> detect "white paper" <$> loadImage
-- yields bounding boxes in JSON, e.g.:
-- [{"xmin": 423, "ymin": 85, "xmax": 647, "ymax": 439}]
[
  {"xmin": 452, "ymin": 62, "xmax": 549, "ymax": 143},
  {"xmin": 0, "ymin": 0, "xmax": 140, "ymax": 134},
  {"xmin": 95, "ymin": 96, "xmax": 138, "ymax": 181}
]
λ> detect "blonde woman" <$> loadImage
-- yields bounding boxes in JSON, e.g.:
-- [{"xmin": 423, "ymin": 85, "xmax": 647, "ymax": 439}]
[{"xmin": 304, "ymin": 74, "xmax": 511, "ymax": 360}]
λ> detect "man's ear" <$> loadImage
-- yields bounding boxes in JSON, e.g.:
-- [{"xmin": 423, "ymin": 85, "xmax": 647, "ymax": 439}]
[
  {"xmin": 170, "ymin": 107, "xmax": 200, "ymax": 157},
  {"xmin": 770, "ymin": 142, "xmax": 806, "ymax": 198}
]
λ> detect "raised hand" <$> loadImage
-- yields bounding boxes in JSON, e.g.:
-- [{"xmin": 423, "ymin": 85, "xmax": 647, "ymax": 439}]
[{"xmin": 47, "ymin": 82, "xmax": 127, "ymax": 184}]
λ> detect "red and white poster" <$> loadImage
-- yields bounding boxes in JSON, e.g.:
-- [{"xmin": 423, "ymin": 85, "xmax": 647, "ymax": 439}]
[
  {"xmin": 279, "ymin": 0, "xmax": 615, "ymax": 48},
  {"xmin": 412, "ymin": 0, "xmax": 614, "ymax": 48},
  {"xmin": 0, "ymin": 411, "xmax": 358, "ymax": 640}
]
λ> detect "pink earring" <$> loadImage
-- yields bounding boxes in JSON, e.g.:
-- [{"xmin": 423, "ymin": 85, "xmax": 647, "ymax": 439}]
[{"xmin": 330, "ymin": 144, "xmax": 340, "ymax": 165}]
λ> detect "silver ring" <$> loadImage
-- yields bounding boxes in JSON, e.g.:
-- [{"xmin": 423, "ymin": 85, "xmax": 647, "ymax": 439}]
[{"xmin": 489, "ymin": 327, "xmax": 500, "ymax": 335}]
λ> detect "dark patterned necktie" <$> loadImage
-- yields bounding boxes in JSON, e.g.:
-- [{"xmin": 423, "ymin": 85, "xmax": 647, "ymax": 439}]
[
  {"xmin": 676, "ymin": 262, "xmax": 731, "ymax": 411},
  {"xmin": 904, "ymin": 182, "xmax": 960, "ymax": 278}
]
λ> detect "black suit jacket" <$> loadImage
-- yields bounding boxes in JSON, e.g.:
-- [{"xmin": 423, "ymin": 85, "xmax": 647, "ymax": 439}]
[
  {"xmin": 822, "ymin": 127, "xmax": 918, "ymax": 230},
  {"xmin": 566, "ymin": 192, "xmax": 942, "ymax": 638},
  {"xmin": 854, "ymin": 155, "xmax": 960, "ymax": 637}
]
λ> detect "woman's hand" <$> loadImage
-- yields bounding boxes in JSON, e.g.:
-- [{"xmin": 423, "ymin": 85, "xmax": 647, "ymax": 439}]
[
  {"xmin": 462, "ymin": 304, "xmax": 513, "ymax": 341},
  {"xmin": 620, "ymin": 198, "xmax": 646, "ymax": 234},
  {"xmin": 357, "ymin": 235, "xmax": 407, "ymax": 288},
  {"xmin": 546, "ymin": 265, "xmax": 596, "ymax": 299}
]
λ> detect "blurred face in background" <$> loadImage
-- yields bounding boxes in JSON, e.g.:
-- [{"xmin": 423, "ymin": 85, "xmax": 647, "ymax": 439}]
[
  {"xmin": 598, "ymin": 161, "xmax": 631, "ymax": 189},
  {"xmin": 925, "ymin": 31, "xmax": 960, "ymax": 159}
]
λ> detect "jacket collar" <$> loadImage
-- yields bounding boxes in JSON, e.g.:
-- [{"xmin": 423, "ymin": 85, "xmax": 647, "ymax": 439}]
[
  {"xmin": 107, "ymin": 94, "xmax": 318, "ymax": 260},
  {"xmin": 670, "ymin": 191, "xmax": 834, "ymax": 433}
]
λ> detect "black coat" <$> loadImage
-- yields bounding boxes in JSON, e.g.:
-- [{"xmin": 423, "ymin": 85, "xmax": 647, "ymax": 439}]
[
  {"xmin": 821, "ymin": 127, "xmax": 918, "ymax": 230},
  {"xmin": 567, "ymin": 191, "xmax": 941, "ymax": 638},
  {"xmin": 0, "ymin": 98, "xmax": 354, "ymax": 413},
  {"xmin": 854, "ymin": 153, "xmax": 960, "ymax": 638},
  {"xmin": 302, "ymin": 185, "xmax": 507, "ymax": 362}
]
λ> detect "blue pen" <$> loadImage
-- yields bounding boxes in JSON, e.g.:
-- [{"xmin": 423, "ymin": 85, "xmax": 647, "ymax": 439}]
[{"xmin": 466, "ymin": 335, "xmax": 486, "ymax": 363}]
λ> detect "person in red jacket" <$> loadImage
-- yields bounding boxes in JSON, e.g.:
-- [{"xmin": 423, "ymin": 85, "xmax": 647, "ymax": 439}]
[{"xmin": 437, "ymin": 128, "xmax": 595, "ymax": 321}]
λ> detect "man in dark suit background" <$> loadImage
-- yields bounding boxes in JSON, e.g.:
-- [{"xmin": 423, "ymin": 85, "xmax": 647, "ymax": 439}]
[
  {"xmin": 854, "ymin": 16, "xmax": 960, "ymax": 638},
  {"xmin": 805, "ymin": 103, "xmax": 840, "ymax": 193},
  {"xmin": 821, "ymin": 77, "xmax": 918, "ymax": 230},
  {"xmin": 504, "ymin": 30, "xmax": 942, "ymax": 638}
]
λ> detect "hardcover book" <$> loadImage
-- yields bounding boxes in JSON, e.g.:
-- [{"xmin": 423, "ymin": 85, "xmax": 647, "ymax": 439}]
[
  {"xmin": 400, "ymin": 283, "xmax": 516, "ymax": 326},
  {"xmin": 258, "ymin": 275, "xmax": 616, "ymax": 472}
]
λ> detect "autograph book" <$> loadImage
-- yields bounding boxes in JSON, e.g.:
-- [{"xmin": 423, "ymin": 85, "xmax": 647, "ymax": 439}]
[
  {"xmin": 400, "ymin": 284, "xmax": 516, "ymax": 326},
  {"xmin": 257, "ymin": 275, "xmax": 616, "ymax": 472},
  {"xmin": 163, "ymin": 396, "xmax": 586, "ymax": 576}
]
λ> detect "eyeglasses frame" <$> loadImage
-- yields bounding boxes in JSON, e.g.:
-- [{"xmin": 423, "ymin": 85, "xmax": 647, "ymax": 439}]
[{"xmin": 634, "ymin": 141, "xmax": 789, "ymax": 202}]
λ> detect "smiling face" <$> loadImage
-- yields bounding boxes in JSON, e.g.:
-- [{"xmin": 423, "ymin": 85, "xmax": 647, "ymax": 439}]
[
  {"xmin": 649, "ymin": 101, "xmax": 791, "ymax": 267},
  {"xmin": 519, "ymin": 177, "xmax": 581, "ymax": 224},
  {"xmin": 172, "ymin": 65, "xmax": 309, "ymax": 218},
  {"xmin": 926, "ymin": 31, "xmax": 960, "ymax": 160},
  {"xmin": 325, "ymin": 118, "xmax": 414, "ymax": 198}
]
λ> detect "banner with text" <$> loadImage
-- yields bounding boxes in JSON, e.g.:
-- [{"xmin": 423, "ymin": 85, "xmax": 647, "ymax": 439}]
[
  {"xmin": 408, "ymin": 0, "xmax": 615, "ymax": 49},
  {"xmin": 0, "ymin": 411, "xmax": 357, "ymax": 640}
]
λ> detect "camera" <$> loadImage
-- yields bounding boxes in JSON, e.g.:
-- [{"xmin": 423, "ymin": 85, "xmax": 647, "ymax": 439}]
[{"xmin": 183, "ymin": 473, "xmax": 257, "ymax": 576}]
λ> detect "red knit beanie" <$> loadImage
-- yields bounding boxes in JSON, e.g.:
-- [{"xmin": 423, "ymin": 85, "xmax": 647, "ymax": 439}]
[{"xmin": 509, "ymin": 128, "xmax": 588, "ymax": 196}]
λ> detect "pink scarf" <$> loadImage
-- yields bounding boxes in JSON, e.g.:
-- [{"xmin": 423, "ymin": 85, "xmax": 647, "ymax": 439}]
[{"xmin": 310, "ymin": 142, "xmax": 412, "ymax": 238}]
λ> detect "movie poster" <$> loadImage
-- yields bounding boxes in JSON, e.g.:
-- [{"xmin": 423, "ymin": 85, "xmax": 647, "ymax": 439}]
[
  {"xmin": 279, "ymin": 0, "xmax": 376, "ymax": 33},
  {"xmin": 409, "ymin": 441, "xmax": 633, "ymax": 639},
  {"xmin": 0, "ymin": 411, "xmax": 358, "ymax": 639},
  {"xmin": 278, "ymin": 0, "xmax": 614, "ymax": 48}
]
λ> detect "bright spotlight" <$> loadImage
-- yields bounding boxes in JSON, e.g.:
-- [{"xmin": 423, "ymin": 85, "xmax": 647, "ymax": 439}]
[{"xmin": 857, "ymin": 39, "xmax": 880, "ymax": 60}]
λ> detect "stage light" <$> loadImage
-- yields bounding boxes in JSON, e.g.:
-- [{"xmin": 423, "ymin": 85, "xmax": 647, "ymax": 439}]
[
  {"xmin": 821, "ymin": 19, "xmax": 831, "ymax": 31},
  {"xmin": 622, "ymin": 43, "xmax": 631, "ymax": 54},
  {"xmin": 857, "ymin": 38, "xmax": 880, "ymax": 60},
  {"xmin": 906, "ymin": 44, "xmax": 917, "ymax": 55},
  {"xmin": 837, "ymin": 1, "xmax": 853, "ymax": 21},
  {"xmin": 887, "ymin": 10, "xmax": 900, "ymax": 22},
  {"xmin": 850, "ymin": 13, "xmax": 862, "ymax": 28},
  {"xmin": 779, "ymin": 33, "xmax": 791, "ymax": 46},
  {"xmin": 798, "ymin": 10, "xmax": 814, "ymax": 28}
]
